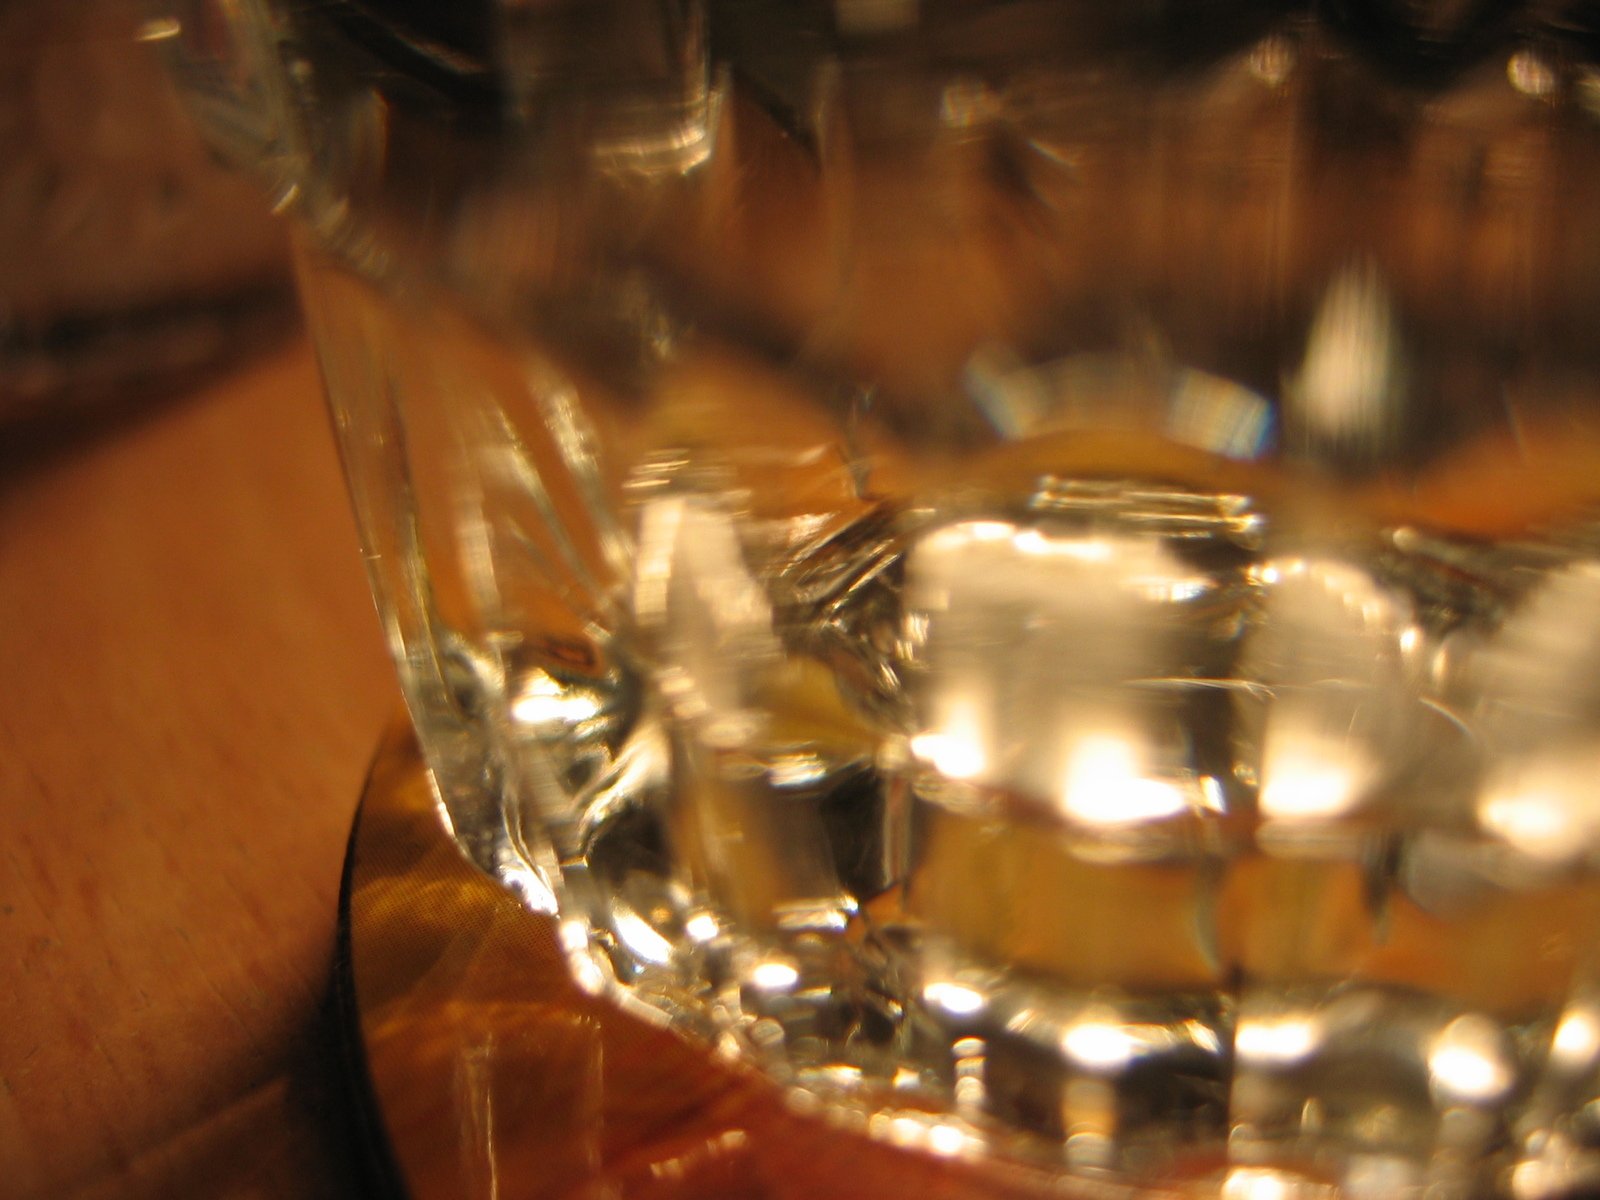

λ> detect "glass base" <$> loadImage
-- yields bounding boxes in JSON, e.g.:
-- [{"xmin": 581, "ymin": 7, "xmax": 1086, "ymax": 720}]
[{"xmin": 338, "ymin": 720, "xmax": 1077, "ymax": 1200}]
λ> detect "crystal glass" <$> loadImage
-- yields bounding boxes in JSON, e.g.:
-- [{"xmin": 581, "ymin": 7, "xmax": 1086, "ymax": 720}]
[{"xmin": 171, "ymin": 2, "xmax": 1600, "ymax": 1195}]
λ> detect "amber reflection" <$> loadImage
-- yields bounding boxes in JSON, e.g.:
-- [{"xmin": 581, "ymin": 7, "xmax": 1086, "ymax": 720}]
[{"xmin": 346, "ymin": 721, "xmax": 1067, "ymax": 1198}]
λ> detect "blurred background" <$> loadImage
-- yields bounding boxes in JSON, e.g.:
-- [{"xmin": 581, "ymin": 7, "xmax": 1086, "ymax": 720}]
[{"xmin": 0, "ymin": 0, "xmax": 293, "ymax": 425}]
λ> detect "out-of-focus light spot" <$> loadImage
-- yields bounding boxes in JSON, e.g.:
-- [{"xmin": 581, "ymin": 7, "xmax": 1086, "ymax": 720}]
[
  {"xmin": 634, "ymin": 493, "xmax": 781, "ymax": 722},
  {"xmin": 500, "ymin": 860, "xmax": 559, "ymax": 915},
  {"xmin": 1509, "ymin": 49, "xmax": 1558, "ymax": 99},
  {"xmin": 927, "ymin": 1122, "xmax": 970, "ymax": 1157},
  {"xmin": 924, "ymin": 981, "xmax": 987, "ymax": 1017},
  {"xmin": 1185, "ymin": 1019, "xmax": 1224, "ymax": 1055},
  {"xmin": 137, "ymin": 16, "xmax": 182, "ymax": 40},
  {"xmin": 1223, "ymin": 1167, "xmax": 1299, "ymax": 1200},
  {"xmin": 911, "ymin": 731, "xmax": 987, "ymax": 780},
  {"xmin": 941, "ymin": 78, "xmax": 999, "ymax": 128},
  {"xmin": 1512, "ymin": 1154, "xmax": 1581, "ymax": 1200},
  {"xmin": 750, "ymin": 959, "xmax": 800, "ymax": 991},
  {"xmin": 1011, "ymin": 530, "xmax": 1113, "ymax": 562},
  {"xmin": 702, "ymin": 710, "xmax": 766, "ymax": 751},
  {"xmin": 964, "ymin": 346, "xmax": 1048, "ymax": 437},
  {"xmin": 562, "ymin": 919, "xmax": 610, "ymax": 994},
  {"xmin": 1059, "ymin": 733, "xmax": 1189, "ymax": 826},
  {"xmin": 1237, "ymin": 1015, "xmax": 1322, "ymax": 1065},
  {"xmin": 613, "ymin": 909, "xmax": 675, "ymax": 965},
  {"xmin": 966, "ymin": 520, "xmax": 1015, "ymax": 543},
  {"xmin": 773, "ymin": 902, "xmax": 849, "ymax": 933},
  {"xmin": 633, "ymin": 494, "xmax": 685, "ymax": 624},
  {"xmin": 891, "ymin": 1067, "xmax": 921, "ymax": 1091},
  {"xmin": 1062, "ymin": 1020, "xmax": 1150, "ymax": 1072},
  {"xmin": 685, "ymin": 912, "xmax": 720, "ymax": 942},
  {"xmin": 1290, "ymin": 262, "xmax": 1404, "ymax": 452},
  {"xmin": 888, "ymin": 1115, "xmax": 928, "ymax": 1146},
  {"xmin": 1260, "ymin": 738, "xmax": 1372, "ymax": 820},
  {"xmin": 1141, "ymin": 575, "xmax": 1211, "ymax": 604},
  {"xmin": 1199, "ymin": 775, "xmax": 1228, "ymax": 814},
  {"xmin": 1248, "ymin": 35, "xmax": 1297, "ymax": 87},
  {"xmin": 1429, "ymin": 1016, "xmax": 1516, "ymax": 1105},
  {"xmin": 649, "ymin": 1129, "xmax": 749, "ymax": 1182},
  {"xmin": 1480, "ymin": 789, "xmax": 1574, "ymax": 861},
  {"xmin": 1553, "ymin": 1009, "xmax": 1600, "ymax": 1068},
  {"xmin": 768, "ymin": 753, "xmax": 831, "ymax": 788},
  {"xmin": 808, "ymin": 1064, "xmax": 863, "ymax": 1092},
  {"xmin": 511, "ymin": 675, "xmax": 602, "ymax": 725},
  {"xmin": 1476, "ymin": 751, "xmax": 1600, "ymax": 863},
  {"xmin": 912, "ymin": 688, "xmax": 992, "ymax": 782},
  {"xmin": 1477, "ymin": 562, "xmax": 1600, "ymax": 721},
  {"xmin": 592, "ymin": 96, "xmax": 721, "ymax": 176}
]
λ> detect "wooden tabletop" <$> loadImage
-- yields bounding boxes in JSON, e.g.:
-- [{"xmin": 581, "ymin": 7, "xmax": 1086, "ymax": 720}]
[{"xmin": 0, "ymin": 336, "xmax": 400, "ymax": 1199}]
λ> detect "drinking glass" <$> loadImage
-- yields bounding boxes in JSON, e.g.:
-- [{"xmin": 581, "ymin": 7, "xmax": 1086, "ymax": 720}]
[{"xmin": 170, "ymin": 2, "xmax": 1600, "ymax": 1195}]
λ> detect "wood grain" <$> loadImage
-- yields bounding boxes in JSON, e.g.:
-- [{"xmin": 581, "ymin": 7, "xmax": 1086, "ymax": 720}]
[{"xmin": 0, "ymin": 338, "xmax": 398, "ymax": 1198}]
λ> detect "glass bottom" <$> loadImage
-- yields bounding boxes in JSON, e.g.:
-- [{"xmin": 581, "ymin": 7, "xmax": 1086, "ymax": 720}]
[
  {"xmin": 340, "ymin": 719, "xmax": 1156, "ymax": 1200},
  {"xmin": 342, "ymin": 721, "xmax": 1600, "ymax": 1199}
]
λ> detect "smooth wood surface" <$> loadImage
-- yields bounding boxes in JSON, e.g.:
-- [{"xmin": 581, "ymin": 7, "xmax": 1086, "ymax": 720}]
[{"xmin": 0, "ymin": 337, "xmax": 399, "ymax": 1199}]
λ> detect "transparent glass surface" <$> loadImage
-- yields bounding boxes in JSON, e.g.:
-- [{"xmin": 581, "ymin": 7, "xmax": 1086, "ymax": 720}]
[{"xmin": 187, "ymin": 2, "xmax": 1600, "ymax": 1194}]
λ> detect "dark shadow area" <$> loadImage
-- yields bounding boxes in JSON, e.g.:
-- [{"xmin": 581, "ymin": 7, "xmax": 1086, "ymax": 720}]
[
  {"xmin": 0, "ymin": 285, "xmax": 301, "ymax": 500},
  {"xmin": 331, "ymin": 798, "xmax": 411, "ymax": 1200}
]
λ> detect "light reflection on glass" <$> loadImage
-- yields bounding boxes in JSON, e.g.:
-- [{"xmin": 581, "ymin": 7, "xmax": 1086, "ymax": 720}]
[
  {"xmin": 1222, "ymin": 1166, "xmax": 1302, "ymax": 1200},
  {"xmin": 562, "ymin": 917, "xmax": 612, "ymax": 994},
  {"xmin": 1059, "ymin": 1017, "xmax": 1172, "ymax": 1074},
  {"xmin": 1286, "ymin": 262, "xmax": 1406, "ymax": 460},
  {"xmin": 612, "ymin": 906, "xmax": 677, "ymax": 966},
  {"xmin": 1477, "ymin": 749, "xmax": 1600, "ymax": 864},
  {"xmin": 1236, "ymin": 1014, "xmax": 1323, "ymax": 1067},
  {"xmin": 904, "ymin": 515, "xmax": 1215, "ymax": 818},
  {"xmin": 635, "ymin": 494, "xmax": 780, "ymax": 727},
  {"xmin": 923, "ymin": 980, "xmax": 986, "ymax": 1017},
  {"xmin": 498, "ymin": 857, "xmax": 560, "ymax": 916},
  {"xmin": 1427, "ymin": 1016, "xmax": 1516, "ymax": 1107},
  {"xmin": 510, "ymin": 672, "xmax": 604, "ymax": 725},
  {"xmin": 964, "ymin": 346, "xmax": 1274, "ymax": 460},
  {"xmin": 1473, "ymin": 561, "xmax": 1600, "ymax": 738},
  {"xmin": 684, "ymin": 911, "xmax": 721, "ymax": 942},
  {"xmin": 749, "ymin": 958, "xmax": 801, "ymax": 992},
  {"xmin": 1247, "ymin": 34, "xmax": 1297, "ymax": 88},
  {"xmin": 925, "ymin": 1121, "xmax": 971, "ymax": 1157},
  {"xmin": 911, "ymin": 690, "xmax": 991, "ymax": 781},
  {"xmin": 1508, "ymin": 49, "xmax": 1559, "ymax": 100},
  {"xmin": 1166, "ymin": 368, "xmax": 1275, "ymax": 460},
  {"xmin": 646, "ymin": 1129, "xmax": 749, "ymax": 1185},
  {"xmin": 1259, "ymin": 731, "xmax": 1376, "ymax": 821},
  {"xmin": 1552, "ymin": 1007, "xmax": 1600, "ymax": 1069},
  {"xmin": 1243, "ymin": 555, "xmax": 1415, "ymax": 827},
  {"xmin": 1057, "ymin": 729, "xmax": 1190, "ymax": 826},
  {"xmin": 766, "ymin": 752, "xmax": 832, "ymax": 788},
  {"xmin": 1010, "ymin": 529, "xmax": 1113, "ymax": 562}
]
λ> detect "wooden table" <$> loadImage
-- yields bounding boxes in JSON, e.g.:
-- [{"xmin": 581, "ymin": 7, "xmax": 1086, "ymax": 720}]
[{"xmin": 0, "ymin": 337, "xmax": 400, "ymax": 1199}]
